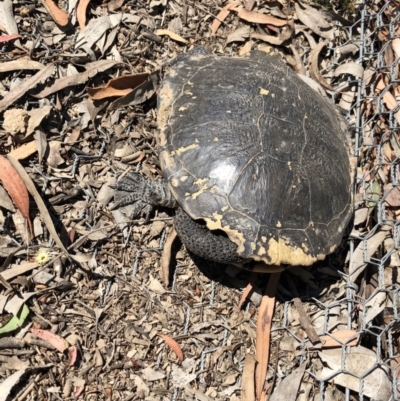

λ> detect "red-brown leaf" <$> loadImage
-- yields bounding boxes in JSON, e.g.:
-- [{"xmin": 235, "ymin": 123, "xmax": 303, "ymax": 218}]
[
  {"xmin": 159, "ymin": 334, "xmax": 184, "ymax": 362},
  {"xmin": 0, "ymin": 155, "xmax": 32, "ymax": 236},
  {"xmin": 30, "ymin": 328, "xmax": 69, "ymax": 352}
]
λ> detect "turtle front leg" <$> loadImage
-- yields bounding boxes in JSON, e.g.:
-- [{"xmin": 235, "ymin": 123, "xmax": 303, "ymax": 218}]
[{"xmin": 111, "ymin": 173, "xmax": 177, "ymax": 219}]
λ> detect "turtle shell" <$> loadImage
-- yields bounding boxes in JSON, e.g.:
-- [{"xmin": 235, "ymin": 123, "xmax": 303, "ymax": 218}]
[{"xmin": 157, "ymin": 49, "xmax": 353, "ymax": 267}]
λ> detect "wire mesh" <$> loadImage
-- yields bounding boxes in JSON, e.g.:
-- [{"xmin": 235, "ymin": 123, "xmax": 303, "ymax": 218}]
[{"xmin": 279, "ymin": 1, "xmax": 400, "ymax": 400}]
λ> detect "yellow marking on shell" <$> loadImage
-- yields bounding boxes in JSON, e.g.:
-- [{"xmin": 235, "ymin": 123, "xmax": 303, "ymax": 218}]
[
  {"xmin": 226, "ymin": 110, "xmax": 232, "ymax": 113},
  {"xmin": 276, "ymin": 221, "xmax": 282, "ymax": 228},
  {"xmin": 204, "ymin": 213, "xmax": 246, "ymax": 254},
  {"xmin": 266, "ymin": 237, "xmax": 325, "ymax": 266},
  {"xmin": 194, "ymin": 178, "xmax": 208, "ymax": 186},
  {"xmin": 157, "ymin": 83, "xmax": 174, "ymax": 134},
  {"xmin": 222, "ymin": 205, "xmax": 229, "ymax": 212},
  {"xmin": 287, "ymin": 161, "xmax": 292, "ymax": 170},
  {"xmin": 259, "ymin": 88, "xmax": 269, "ymax": 95},
  {"xmin": 261, "ymin": 236, "xmax": 267, "ymax": 242},
  {"xmin": 180, "ymin": 175, "xmax": 189, "ymax": 182},
  {"xmin": 190, "ymin": 184, "xmax": 208, "ymax": 199},
  {"xmin": 175, "ymin": 143, "xmax": 199, "ymax": 155},
  {"xmin": 259, "ymin": 46, "xmax": 276, "ymax": 55},
  {"xmin": 251, "ymin": 242, "xmax": 256, "ymax": 251},
  {"xmin": 178, "ymin": 106, "xmax": 187, "ymax": 111},
  {"xmin": 271, "ymin": 93, "xmax": 275, "ymax": 98},
  {"xmin": 213, "ymin": 137, "xmax": 219, "ymax": 142},
  {"xmin": 257, "ymin": 246, "xmax": 267, "ymax": 256},
  {"xmin": 210, "ymin": 186, "xmax": 216, "ymax": 193},
  {"xmin": 171, "ymin": 178, "xmax": 179, "ymax": 187}
]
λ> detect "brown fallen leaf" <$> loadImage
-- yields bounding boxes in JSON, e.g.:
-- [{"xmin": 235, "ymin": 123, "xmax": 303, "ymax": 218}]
[
  {"xmin": 109, "ymin": 71, "xmax": 160, "ymax": 110},
  {"xmin": 160, "ymin": 228, "xmax": 178, "ymax": 286},
  {"xmin": 159, "ymin": 334, "xmax": 184, "ymax": 362},
  {"xmin": 77, "ymin": 0, "xmax": 90, "ymax": 29},
  {"xmin": 7, "ymin": 156, "xmax": 69, "ymax": 255},
  {"xmin": 242, "ymin": 353, "xmax": 256, "ymax": 401},
  {"xmin": 0, "ymin": 59, "xmax": 45, "ymax": 73},
  {"xmin": 68, "ymin": 346, "xmax": 78, "ymax": 366},
  {"xmin": 320, "ymin": 329, "xmax": 360, "ymax": 348},
  {"xmin": 39, "ymin": 0, "xmax": 69, "ymax": 27},
  {"xmin": 308, "ymin": 39, "xmax": 334, "ymax": 91},
  {"xmin": 34, "ymin": 60, "xmax": 121, "ymax": 99},
  {"xmin": 0, "ymin": 155, "xmax": 32, "ymax": 236},
  {"xmin": 87, "ymin": 73, "xmax": 149, "ymax": 100},
  {"xmin": 234, "ymin": 7, "xmax": 287, "ymax": 26},
  {"xmin": 7, "ymin": 142, "xmax": 37, "ymax": 160},
  {"xmin": 255, "ymin": 272, "xmax": 280, "ymax": 401},
  {"xmin": 0, "ymin": 34, "xmax": 22, "ymax": 43},
  {"xmin": 30, "ymin": 328, "xmax": 69, "ymax": 352},
  {"xmin": 0, "ymin": 63, "xmax": 54, "ymax": 112},
  {"xmin": 211, "ymin": 2, "xmax": 240, "ymax": 35},
  {"xmin": 155, "ymin": 29, "xmax": 187, "ymax": 43},
  {"xmin": 375, "ymin": 75, "xmax": 400, "ymax": 125},
  {"xmin": 238, "ymin": 272, "xmax": 257, "ymax": 309}
]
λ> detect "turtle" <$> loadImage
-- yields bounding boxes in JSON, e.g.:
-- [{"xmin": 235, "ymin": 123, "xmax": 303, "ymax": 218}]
[{"xmin": 112, "ymin": 48, "xmax": 353, "ymax": 271}]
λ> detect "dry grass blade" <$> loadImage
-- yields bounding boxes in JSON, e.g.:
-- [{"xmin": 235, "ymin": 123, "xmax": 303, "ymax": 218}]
[
  {"xmin": 0, "ymin": 155, "xmax": 32, "ymax": 237},
  {"xmin": 160, "ymin": 228, "xmax": 178, "ymax": 286},
  {"xmin": 255, "ymin": 272, "xmax": 280, "ymax": 400},
  {"xmin": 159, "ymin": 334, "xmax": 184, "ymax": 362},
  {"xmin": 7, "ymin": 156, "xmax": 69, "ymax": 255}
]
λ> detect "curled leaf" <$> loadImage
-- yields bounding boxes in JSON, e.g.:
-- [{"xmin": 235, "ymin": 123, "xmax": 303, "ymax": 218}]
[
  {"xmin": 159, "ymin": 334, "xmax": 184, "ymax": 362},
  {"xmin": 30, "ymin": 328, "xmax": 69, "ymax": 352},
  {"xmin": 211, "ymin": 2, "xmax": 240, "ymax": 35}
]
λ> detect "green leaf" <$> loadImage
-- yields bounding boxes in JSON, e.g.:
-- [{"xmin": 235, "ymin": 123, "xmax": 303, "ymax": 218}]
[{"xmin": 0, "ymin": 304, "xmax": 29, "ymax": 334}]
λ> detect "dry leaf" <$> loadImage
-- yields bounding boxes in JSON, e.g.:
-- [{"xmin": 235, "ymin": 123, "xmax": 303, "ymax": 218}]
[
  {"xmin": 87, "ymin": 73, "xmax": 149, "ymax": 100},
  {"xmin": 235, "ymin": 7, "xmax": 286, "ymax": 26},
  {"xmin": 0, "ymin": 0, "xmax": 20, "ymax": 47},
  {"xmin": 26, "ymin": 106, "xmax": 52, "ymax": 137},
  {"xmin": 242, "ymin": 354, "xmax": 256, "ymax": 401},
  {"xmin": 31, "ymin": 328, "xmax": 69, "ymax": 352},
  {"xmin": 295, "ymin": 1, "xmax": 332, "ymax": 39},
  {"xmin": 0, "ymin": 64, "xmax": 54, "ymax": 112},
  {"xmin": 227, "ymin": 26, "xmax": 251, "ymax": 44},
  {"xmin": 239, "ymin": 41, "xmax": 253, "ymax": 56},
  {"xmin": 34, "ymin": 60, "xmax": 121, "ymax": 99},
  {"xmin": 364, "ymin": 291, "xmax": 386, "ymax": 325},
  {"xmin": 8, "ymin": 142, "xmax": 38, "ymax": 160},
  {"xmin": 155, "ymin": 29, "xmax": 187, "ymax": 43},
  {"xmin": 269, "ymin": 364, "xmax": 306, "ymax": 401},
  {"xmin": 320, "ymin": 329, "xmax": 359, "ymax": 348},
  {"xmin": 0, "ymin": 34, "xmax": 22, "ymax": 43},
  {"xmin": 309, "ymin": 39, "xmax": 334, "ymax": 91},
  {"xmin": 0, "ymin": 59, "xmax": 45, "ymax": 73},
  {"xmin": 255, "ymin": 273, "xmax": 280, "ymax": 400},
  {"xmin": 77, "ymin": 0, "xmax": 90, "ymax": 29},
  {"xmin": 160, "ymin": 228, "xmax": 177, "ymax": 286},
  {"xmin": 159, "ymin": 334, "xmax": 184, "ymax": 362},
  {"xmin": 7, "ymin": 156, "xmax": 69, "ymax": 255},
  {"xmin": 318, "ymin": 347, "xmax": 391, "ymax": 401},
  {"xmin": 350, "ymin": 230, "xmax": 387, "ymax": 280},
  {"xmin": 0, "ymin": 155, "xmax": 32, "ymax": 235},
  {"xmin": 211, "ymin": 2, "xmax": 240, "ymax": 35},
  {"xmin": 39, "ymin": 0, "xmax": 69, "ymax": 26}
]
